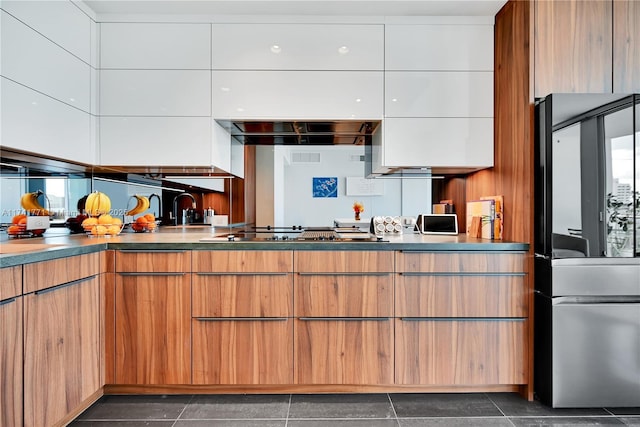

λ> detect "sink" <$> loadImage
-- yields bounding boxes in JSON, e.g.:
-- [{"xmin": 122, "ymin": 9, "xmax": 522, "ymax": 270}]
[{"xmin": 0, "ymin": 243, "xmax": 67, "ymax": 254}]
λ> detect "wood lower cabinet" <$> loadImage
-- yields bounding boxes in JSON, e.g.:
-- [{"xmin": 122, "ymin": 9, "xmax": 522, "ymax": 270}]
[
  {"xmin": 294, "ymin": 318, "xmax": 393, "ymax": 385},
  {"xmin": 191, "ymin": 250, "xmax": 293, "ymax": 385},
  {"xmin": 115, "ymin": 272, "xmax": 191, "ymax": 384},
  {"xmin": 395, "ymin": 251, "xmax": 528, "ymax": 387},
  {"xmin": 23, "ymin": 275, "xmax": 101, "ymax": 427},
  {"xmin": 114, "ymin": 250, "xmax": 191, "ymax": 385},
  {"xmin": 0, "ymin": 294, "xmax": 22, "ymax": 427},
  {"xmin": 192, "ymin": 318, "xmax": 293, "ymax": 384},
  {"xmin": 395, "ymin": 319, "xmax": 526, "ymax": 385},
  {"xmin": 294, "ymin": 251, "xmax": 394, "ymax": 385}
]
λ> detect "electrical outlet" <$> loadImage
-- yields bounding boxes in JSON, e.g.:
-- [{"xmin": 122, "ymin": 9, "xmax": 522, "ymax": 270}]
[{"xmin": 26, "ymin": 216, "xmax": 50, "ymax": 230}]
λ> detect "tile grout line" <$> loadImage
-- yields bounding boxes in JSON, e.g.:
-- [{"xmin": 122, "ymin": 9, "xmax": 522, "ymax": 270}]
[
  {"xmin": 386, "ymin": 392, "xmax": 401, "ymax": 426},
  {"xmin": 285, "ymin": 393, "xmax": 292, "ymax": 427},
  {"xmin": 171, "ymin": 394, "xmax": 195, "ymax": 426}
]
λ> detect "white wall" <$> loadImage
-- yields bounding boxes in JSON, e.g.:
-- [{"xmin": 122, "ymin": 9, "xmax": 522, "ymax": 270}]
[{"xmin": 254, "ymin": 145, "xmax": 434, "ymax": 227}]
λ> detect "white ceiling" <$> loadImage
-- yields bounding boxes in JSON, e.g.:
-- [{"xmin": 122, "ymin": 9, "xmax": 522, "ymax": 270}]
[{"xmin": 82, "ymin": 0, "xmax": 508, "ymax": 17}]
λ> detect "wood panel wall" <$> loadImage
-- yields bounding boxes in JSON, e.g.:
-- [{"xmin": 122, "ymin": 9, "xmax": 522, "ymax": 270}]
[
  {"xmin": 534, "ymin": 0, "xmax": 612, "ymax": 97},
  {"xmin": 614, "ymin": 0, "xmax": 640, "ymax": 92}
]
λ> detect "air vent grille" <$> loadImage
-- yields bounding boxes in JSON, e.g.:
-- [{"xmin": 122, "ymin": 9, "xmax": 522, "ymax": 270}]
[{"xmin": 291, "ymin": 152, "xmax": 321, "ymax": 163}]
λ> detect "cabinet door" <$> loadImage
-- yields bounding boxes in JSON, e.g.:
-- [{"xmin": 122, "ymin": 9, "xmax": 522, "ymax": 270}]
[
  {"xmin": 24, "ymin": 252, "xmax": 100, "ymax": 294},
  {"xmin": 614, "ymin": 0, "xmax": 640, "ymax": 92},
  {"xmin": 396, "ymin": 251, "xmax": 526, "ymax": 273},
  {"xmin": 295, "ymin": 250, "xmax": 393, "ymax": 273},
  {"xmin": 23, "ymin": 276, "xmax": 100, "ymax": 427},
  {"xmin": 99, "ymin": 116, "xmax": 212, "ymax": 167},
  {"xmin": 115, "ymin": 273, "xmax": 191, "ymax": 384},
  {"xmin": 100, "ymin": 70, "xmax": 211, "ymax": 116},
  {"xmin": 1, "ymin": 78, "xmax": 93, "ymax": 165},
  {"xmin": 193, "ymin": 250, "xmax": 293, "ymax": 273},
  {"xmin": 383, "ymin": 117, "xmax": 493, "ymax": 168},
  {"xmin": 396, "ymin": 275, "xmax": 527, "ymax": 318},
  {"xmin": 192, "ymin": 318, "xmax": 293, "ymax": 385},
  {"xmin": 295, "ymin": 273, "xmax": 392, "ymax": 317},
  {"xmin": 395, "ymin": 319, "xmax": 526, "ymax": 385},
  {"xmin": 193, "ymin": 273, "xmax": 292, "ymax": 317},
  {"xmin": 294, "ymin": 319, "xmax": 393, "ymax": 385},
  {"xmin": 1, "ymin": 11, "xmax": 91, "ymax": 113},
  {"xmin": 1, "ymin": 0, "xmax": 91, "ymax": 63},
  {"xmin": 385, "ymin": 71, "xmax": 493, "ymax": 118},
  {"xmin": 385, "ymin": 24, "xmax": 494, "ymax": 71},
  {"xmin": 212, "ymin": 70, "xmax": 383, "ymax": 119},
  {"xmin": 0, "ymin": 296, "xmax": 22, "ymax": 427},
  {"xmin": 100, "ymin": 23, "xmax": 211, "ymax": 69},
  {"xmin": 211, "ymin": 24, "xmax": 383, "ymax": 70},
  {"xmin": 534, "ymin": 0, "xmax": 612, "ymax": 96},
  {"xmin": 0, "ymin": 265, "xmax": 21, "ymax": 301}
]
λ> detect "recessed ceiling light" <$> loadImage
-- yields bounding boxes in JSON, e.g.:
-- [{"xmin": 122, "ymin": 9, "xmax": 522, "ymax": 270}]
[
  {"xmin": 220, "ymin": 87, "xmax": 230, "ymax": 92},
  {"xmin": 236, "ymin": 107, "xmax": 245, "ymax": 112},
  {"xmin": 355, "ymin": 98, "xmax": 361, "ymax": 103},
  {"xmin": 392, "ymin": 98, "xmax": 398, "ymax": 102},
  {"xmin": 31, "ymin": 101, "xmax": 38, "ymax": 106},
  {"xmin": 69, "ymin": 97, "xmax": 75, "ymax": 102},
  {"xmin": 270, "ymin": 44, "xmax": 282, "ymax": 54},
  {"xmin": 338, "ymin": 46, "xmax": 349, "ymax": 54}
]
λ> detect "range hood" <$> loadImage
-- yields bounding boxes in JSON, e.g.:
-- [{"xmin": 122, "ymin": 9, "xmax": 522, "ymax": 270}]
[{"xmin": 216, "ymin": 120, "xmax": 380, "ymax": 145}]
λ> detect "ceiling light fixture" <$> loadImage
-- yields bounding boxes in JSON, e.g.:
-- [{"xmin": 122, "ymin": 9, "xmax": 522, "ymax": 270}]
[
  {"xmin": 338, "ymin": 46, "xmax": 349, "ymax": 54},
  {"xmin": 270, "ymin": 44, "xmax": 282, "ymax": 54}
]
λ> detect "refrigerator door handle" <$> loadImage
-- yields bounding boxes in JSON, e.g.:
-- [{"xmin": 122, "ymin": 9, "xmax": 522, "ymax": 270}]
[
  {"xmin": 535, "ymin": 253, "xmax": 551, "ymax": 260},
  {"xmin": 553, "ymin": 296, "xmax": 640, "ymax": 305}
]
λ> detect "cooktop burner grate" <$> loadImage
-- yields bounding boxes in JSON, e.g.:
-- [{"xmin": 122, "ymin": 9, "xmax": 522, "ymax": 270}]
[{"xmin": 299, "ymin": 230, "xmax": 339, "ymax": 240}]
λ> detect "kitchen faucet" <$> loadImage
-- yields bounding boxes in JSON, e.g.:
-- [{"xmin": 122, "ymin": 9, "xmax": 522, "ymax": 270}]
[
  {"xmin": 148, "ymin": 193, "xmax": 162, "ymax": 221},
  {"xmin": 172, "ymin": 192, "xmax": 196, "ymax": 225}
]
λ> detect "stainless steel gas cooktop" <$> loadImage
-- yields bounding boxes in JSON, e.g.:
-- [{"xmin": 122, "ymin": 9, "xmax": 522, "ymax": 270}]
[{"xmin": 199, "ymin": 226, "xmax": 382, "ymax": 242}]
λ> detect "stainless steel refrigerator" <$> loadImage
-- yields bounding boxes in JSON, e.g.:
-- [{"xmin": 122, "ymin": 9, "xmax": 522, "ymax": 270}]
[{"xmin": 534, "ymin": 93, "xmax": 640, "ymax": 407}]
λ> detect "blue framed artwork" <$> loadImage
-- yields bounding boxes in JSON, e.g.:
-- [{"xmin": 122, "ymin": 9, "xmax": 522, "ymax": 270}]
[{"xmin": 312, "ymin": 177, "xmax": 338, "ymax": 198}]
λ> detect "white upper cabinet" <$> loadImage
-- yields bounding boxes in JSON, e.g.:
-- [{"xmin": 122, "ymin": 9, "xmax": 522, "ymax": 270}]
[
  {"xmin": 1, "ymin": 78, "xmax": 93, "ymax": 164},
  {"xmin": 1, "ymin": 0, "xmax": 91, "ymax": 63},
  {"xmin": 1, "ymin": 11, "xmax": 90, "ymax": 113},
  {"xmin": 100, "ymin": 70, "xmax": 211, "ymax": 116},
  {"xmin": 100, "ymin": 23, "xmax": 211, "ymax": 69},
  {"xmin": 99, "ymin": 117, "xmax": 212, "ymax": 166},
  {"xmin": 383, "ymin": 118, "xmax": 493, "ymax": 168},
  {"xmin": 212, "ymin": 70, "xmax": 383, "ymax": 119},
  {"xmin": 385, "ymin": 71, "xmax": 493, "ymax": 118},
  {"xmin": 385, "ymin": 24, "xmax": 494, "ymax": 71},
  {"xmin": 211, "ymin": 24, "xmax": 383, "ymax": 70}
]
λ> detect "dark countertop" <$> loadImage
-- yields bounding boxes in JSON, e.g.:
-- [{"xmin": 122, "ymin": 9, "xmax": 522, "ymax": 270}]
[{"xmin": 0, "ymin": 226, "xmax": 530, "ymax": 268}]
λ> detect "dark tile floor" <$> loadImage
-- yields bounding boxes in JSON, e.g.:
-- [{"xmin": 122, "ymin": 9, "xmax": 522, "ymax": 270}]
[{"xmin": 70, "ymin": 393, "xmax": 640, "ymax": 427}]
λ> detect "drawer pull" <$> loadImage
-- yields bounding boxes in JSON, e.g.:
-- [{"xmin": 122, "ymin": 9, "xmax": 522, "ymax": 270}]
[
  {"xmin": 297, "ymin": 272, "xmax": 391, "ymax": 277},
  {"xmin": 196, "ymin": 272, "xmax": 289, "ymax": 276},
  {"xmin": 0, "ymin": 297, "xmax": 16, "ymax": 306},
  {"xmin": 399, "ymin": 272, "xmax": 525, "ymax": 277},
  {"xmin": 195, "ymin": 317, "xmax": 288, "ymax": 321},
  {"xmin": 119, "ymin": 250, "xmax": 186, "ymax": 253},
  {"xmin": 400, "ymin": 317, "xmax": 526, "ymax": 322},
  {"xmin": 298, "ymin": 317, "xmax": 389, "ymax": 321},
  {"xmin": 118, "ymin": 272, "xmax": 186, "ymax": 276},
  {"xmin": 34, "ymin": 275, "xmax": 96, "ymax": 295}
]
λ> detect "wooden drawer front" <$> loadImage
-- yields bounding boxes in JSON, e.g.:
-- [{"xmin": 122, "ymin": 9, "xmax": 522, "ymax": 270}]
[
  {"xmin": 295, "ymin": 251, "xmax": 394, "ymax": 273},
  {"xmin": 23, "ymin": 253, "xmax": 99, "ymax": 294},
  {"xmin": 294, "ymin": 319, "xmax": 394, "ymax": 385},
  {"xmin": 294, "ymin": 274, "xmax": 393, "ymax": 317},
  {"xmin": 1, "ymin": 296, "xmax": 22, "ymax": 427},
  {"xmin": 192, "ymin": 318, "xmax": 293, "ymax": 385},
  {"xmin": 0, "ymin": 265, "xmax": 22, "ymax": 300},
  {"xmin": 24, "ymin": 276, "xmax": 100, "ymax": 427},
  {"xmin": 397, "ymin": 252, "xmax": 526, "ymax": 273},
  {"xmin": 115, "ymin": 250, "xmax": 190, "ymax": 272},
  {"xmin": 115, "ymin": 273, "xmax": 191, "ymax": 385},
  {"xmin": 396, "ymin": 275, "xmax": 527, "ymax": 318},
  {"xmin": 192, "ymin": 273, "xmax": 292, "ymax": 317},
  {"xmin": 103, "ymin": 250, "xmax": 116, "ymax": 273},
  {"xmin": 395, "ymin": 319, "xmax": 526, "ymax": 385},
  {"xmin": 193, "ymin": 250, "xmax": 293, "ymax": 273}
]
